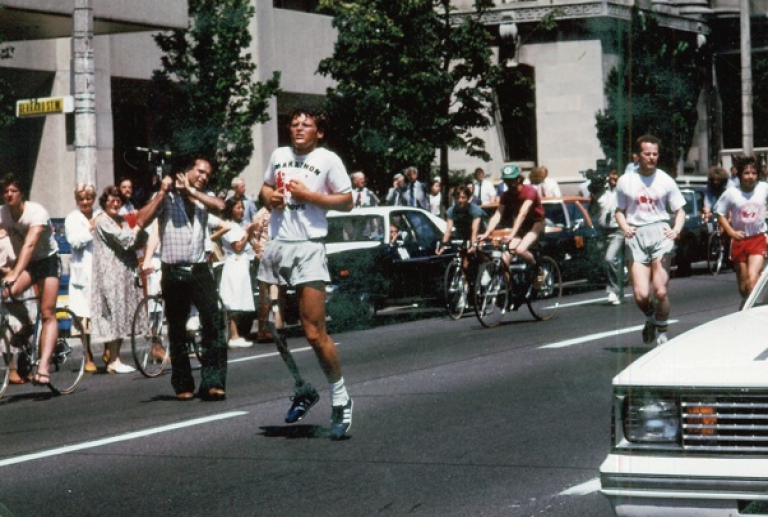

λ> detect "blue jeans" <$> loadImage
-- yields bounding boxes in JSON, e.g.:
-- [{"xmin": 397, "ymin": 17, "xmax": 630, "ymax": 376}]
[{"xmin": 161, "ymin": 263, "xmax": 227, "ymax": 394}]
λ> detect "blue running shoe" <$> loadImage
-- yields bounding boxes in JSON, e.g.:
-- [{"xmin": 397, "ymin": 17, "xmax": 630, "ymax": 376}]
[{"xmin": 285, "ymin": 383, "xmax": 319, "ymax": 424}]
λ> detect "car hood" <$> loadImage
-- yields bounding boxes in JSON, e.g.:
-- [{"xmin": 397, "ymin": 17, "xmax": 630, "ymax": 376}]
[{"xmin": 614, "ymin": 306, "xmax": 768, "ymax": 388}]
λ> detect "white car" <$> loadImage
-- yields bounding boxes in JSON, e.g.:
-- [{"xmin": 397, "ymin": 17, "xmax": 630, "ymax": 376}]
[{"xmin": 599, "ymin": 266, "xmax": 768, "ymax": 516}]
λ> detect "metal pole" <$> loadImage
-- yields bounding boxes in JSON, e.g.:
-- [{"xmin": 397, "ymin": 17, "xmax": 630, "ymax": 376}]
[
  {"xmin": 741, "ymin": 0, "xmax": 753, "ymax": 155},
  {"xmin": 73, "ymin": 0, "xmax": 96, "ymax": 184}
]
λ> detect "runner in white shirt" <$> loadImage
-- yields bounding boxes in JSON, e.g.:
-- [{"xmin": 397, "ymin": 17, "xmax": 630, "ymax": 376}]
[
  {"xmin": 714, "ymin": 155, "xmax": 768, "ymax": 303},
  {"xmin": 615, "ymin": 135, "xmax": 686, "ymax": 346},
  {"xmin": 259, "ymin": 107, "xmax": 354, "ymax": 440}
]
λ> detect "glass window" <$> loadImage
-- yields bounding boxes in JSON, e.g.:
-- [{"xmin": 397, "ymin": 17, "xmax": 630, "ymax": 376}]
[
  {"xmin": 273, "ymin": 0, "xmax": 319, "ymax": 12},
  {"xmin": 404, "ymin": 212, "xmax": 440, "ymax": 247},
  {"xmin": 544, "ymin": 203, "xmax": 567, "ymax": 228},
  {"xmin": 327, "ymin": 216, "xmax": 384, "ymax": 243}
]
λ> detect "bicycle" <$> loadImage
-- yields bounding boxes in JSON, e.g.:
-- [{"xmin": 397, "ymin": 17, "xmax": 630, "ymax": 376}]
[
  {"xmin": 0, "ymin": 290, "xmax": 86, "ymax": 397},
  {"xmin": 707, "ymin": 225, "xmax": 730, "ymax": 276},
  {"xmin": 443, "ymin": 239, "xmax": 483, "ymax": 320},
  {"xmin": 130, "ymin": 265, "xmax": 230, "ymax": 378},
  {"xmin": 474, "ymin": 238, "xmax": 562, "ymax": 328}
]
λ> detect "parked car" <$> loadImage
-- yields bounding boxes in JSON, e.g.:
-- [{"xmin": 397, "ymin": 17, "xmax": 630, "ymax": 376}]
[
  {"xmin": 540, "ymin": 196, "xmax": 603, "ymax": 283},
  {"xmin": 672, "ymin": 186, "xmax": 713, "ymax": 276},
  {"xmin": 323, "ymin": 206, "xmax": 452, "ymax": 325},
  {"xmin": 599, "ymin": 266, "xmax": 768, "ymax": 516}
]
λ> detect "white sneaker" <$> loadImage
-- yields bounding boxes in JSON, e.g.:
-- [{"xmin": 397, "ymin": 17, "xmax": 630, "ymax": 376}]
[
  {"xmin": 228, "ymin": 337, "xmax": 253, "ymax": 348},
  {"xmin": 656, "ymin": 332, "xmax": 669, "ymax": 345},
  {"xmin": 107, "ymin": 362, "xmax": 137, "ymax": 374},
  {"xmin": 606, "ymin": 292, "xmax": 621, "ymax": 305}
]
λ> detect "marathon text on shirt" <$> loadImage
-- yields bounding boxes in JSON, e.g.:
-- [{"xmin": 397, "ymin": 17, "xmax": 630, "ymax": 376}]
[{"xmin": 273, "ymin": 160, "xmax": 323, "ymax": 176}]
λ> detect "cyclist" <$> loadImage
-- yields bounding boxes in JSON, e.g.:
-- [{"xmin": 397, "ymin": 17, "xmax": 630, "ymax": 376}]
[
  {"xmin": 436, "ymin": 185, "xmax": 486, "ymax": 268},
  {"xmin": 0, "ymin": 173, "xmax": 61, "ymax": 386},
  {"xmin": 701, "ymin": 166, "xmax": 730, "ymax": 223},
  {"xmin": 478, "ymin": 164, "xmax": 545, "ymax": 273}
]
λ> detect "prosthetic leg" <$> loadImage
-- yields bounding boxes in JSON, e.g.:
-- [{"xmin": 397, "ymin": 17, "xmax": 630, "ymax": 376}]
[{"xmin": 267, "ymin": 284, "xmax": 319, "ymax": 423}]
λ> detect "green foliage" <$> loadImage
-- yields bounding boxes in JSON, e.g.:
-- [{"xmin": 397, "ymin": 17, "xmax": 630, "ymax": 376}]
[
  {"xmin": 152, "ymin": 0, "xmax": 281, "ymax": 191},
  {"xmin": 595, "ymin": 5, "xmax": 701, "ymax": 174},
  {"xmin": 317, "ymin": 0, "xmax": 502, "ymax": 194}
]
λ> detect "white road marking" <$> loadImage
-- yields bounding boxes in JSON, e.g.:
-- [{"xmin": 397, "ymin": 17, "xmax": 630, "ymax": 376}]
[
  {"xmin": 557, "ymin": 294, "xmax": 632, "ymax": 309},
  {"xmin": 539, "ymin": 320, "xmax": 678, "ymax": 349},
  {"xmin": 0, "ymin": 411, "xmax": 248, "ymax": 468},
  {"xmin": 560, "ymin": 477, "xmax": 601, "ymax": 496},
  {"xmin": 227, "ymin": 345, "xmax": 318, "ymax": 364}
]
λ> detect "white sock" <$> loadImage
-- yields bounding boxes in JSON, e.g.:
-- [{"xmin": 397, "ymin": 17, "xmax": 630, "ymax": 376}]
[{"xmin": 330, "ymin": 377, "xmax": 350, "ymax": 407}]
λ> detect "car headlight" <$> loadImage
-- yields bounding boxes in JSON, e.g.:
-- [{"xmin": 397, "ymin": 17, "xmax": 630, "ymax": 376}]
[{"xmin": 623, "ymin": 394, "xmax": 681, "ymax": 443}]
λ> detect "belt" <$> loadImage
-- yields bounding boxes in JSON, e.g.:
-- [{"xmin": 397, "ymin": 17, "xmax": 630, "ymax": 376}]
[{"xmin": 162, "ymin": 262, "xmax": 205, "ymax": 271}]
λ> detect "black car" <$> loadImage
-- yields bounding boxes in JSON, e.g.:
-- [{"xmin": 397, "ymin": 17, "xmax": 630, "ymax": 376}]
[
  {"xmin": 323, "ymin": 206, "xmax": 453, "ymax": 326},
  {"xmin": 540, "ymin": 197, "xmax": 603, "ymax": 283},
  {"xmin": 673, "ymin": 186, "xmax": 712, "ymax": 276}
]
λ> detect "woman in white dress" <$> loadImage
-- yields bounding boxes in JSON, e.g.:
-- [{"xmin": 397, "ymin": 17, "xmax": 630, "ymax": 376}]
[
  {"xmin": 218, "ymin": 198, "xmax": 257, "ymax": 348},
  {"xmin": 64, "ymin": 182, "xmax": 99, "ymax": 372}
]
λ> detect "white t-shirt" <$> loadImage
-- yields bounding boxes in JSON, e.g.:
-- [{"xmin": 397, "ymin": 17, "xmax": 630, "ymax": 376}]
[
  {"xmin": 0, "ymin": 202, "xmax": 58, "ymax": 261},
  {"xmin": 714, "ymin": 182, "xmax": 768, "ymax": 237},
  {"xmin": 264, "ymin": 146, "xmax": 352, "ymax": 241},
  {"xmin": 473, "ymin": 179, "xmax": 495, "ymax": 205},
  {"xmin": 616, "ymin": 169, "xmax": 686, "ymax": 226}
]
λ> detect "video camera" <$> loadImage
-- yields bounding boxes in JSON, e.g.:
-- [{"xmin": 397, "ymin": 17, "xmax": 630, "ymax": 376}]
[
  {"xmin": 580, "ymin": 158, "xmax": 614, "ymax": 196},
  {"xmin": 131, "ymin": 147, "xmax": 173, "ymax": 181}
]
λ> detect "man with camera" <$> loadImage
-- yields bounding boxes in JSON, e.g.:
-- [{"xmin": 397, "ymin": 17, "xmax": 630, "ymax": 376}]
[{"xmin": 589, "ymin": 166, "xmax": 624, "ymax": 305}]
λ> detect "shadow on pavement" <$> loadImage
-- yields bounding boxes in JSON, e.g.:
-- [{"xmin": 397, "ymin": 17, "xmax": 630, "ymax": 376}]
[{"xmin": 259, "ymin": 425, "xmax": 328, "ymax": 439}]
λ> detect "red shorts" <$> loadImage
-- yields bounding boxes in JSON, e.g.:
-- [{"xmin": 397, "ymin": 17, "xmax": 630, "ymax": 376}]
[{"xmin": 730, "ymin": 234, "xmax": 767, "ymax": 264}]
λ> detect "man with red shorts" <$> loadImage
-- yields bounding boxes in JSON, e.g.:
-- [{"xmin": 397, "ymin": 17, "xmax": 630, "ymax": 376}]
[{"xmin": 715, "ymin": 155, "xmax": 768, "ymax": 305}]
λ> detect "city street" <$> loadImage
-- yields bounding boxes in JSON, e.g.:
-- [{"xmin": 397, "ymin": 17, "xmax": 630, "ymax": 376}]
[{"xmin": 0, "ymin": 267, "xmax": 742, "ymax": 517}]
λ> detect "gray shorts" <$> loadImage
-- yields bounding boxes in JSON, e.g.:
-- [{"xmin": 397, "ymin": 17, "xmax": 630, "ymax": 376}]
[
  {"xmin": 257, "ymin": 240, "xmax": 330, "ymax": 287},
  {"xmin": 625, "ymin": 222, "xmax": 675, "ymax": 264}
]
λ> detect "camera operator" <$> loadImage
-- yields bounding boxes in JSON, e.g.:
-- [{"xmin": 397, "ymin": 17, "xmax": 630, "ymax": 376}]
[{"xmin": 589, "ymin": 165, "xmax": 624, "ymax": 305}]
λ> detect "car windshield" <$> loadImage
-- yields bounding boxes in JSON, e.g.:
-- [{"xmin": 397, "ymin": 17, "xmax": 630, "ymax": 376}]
[
  {"xmin": 567, "ymin": 202, "xmax": 587, "ymax": 227},
  {"xmin": 327, "ymin": 215, "xmax": 385, "ymax": 243},
  {"xmin": 681, "ymin": 191, "xmax": 703, "ymax": 217},
  {"xmin": 544, "ymin": 204, "xmax": 567, "ymax": 228}
]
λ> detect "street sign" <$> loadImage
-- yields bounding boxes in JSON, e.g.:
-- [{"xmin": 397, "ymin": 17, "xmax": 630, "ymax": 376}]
[{"xmin": 15, "ymin": 96, "xmax": 75, "ymax": 118}]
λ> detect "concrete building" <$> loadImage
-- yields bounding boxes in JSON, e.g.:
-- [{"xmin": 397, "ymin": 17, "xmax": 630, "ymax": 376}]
[{"xmin": 0, "ymin": 0, "xmax": 764, "ymax": 215}]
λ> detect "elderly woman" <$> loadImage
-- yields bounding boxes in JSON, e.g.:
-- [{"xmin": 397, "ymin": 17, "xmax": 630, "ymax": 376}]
[
  {"xmin": 65, "ymin": 182, "xmax": 99, "ymax": 372},
  {"xmin": 91, "ymin": 185, "xmax": 147, "ymax": 374}
]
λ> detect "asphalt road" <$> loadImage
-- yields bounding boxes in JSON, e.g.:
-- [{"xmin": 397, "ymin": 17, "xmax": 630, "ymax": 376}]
[{"xmin": 0, "ymin": 265, "xmax": 742, "ymax": 517}]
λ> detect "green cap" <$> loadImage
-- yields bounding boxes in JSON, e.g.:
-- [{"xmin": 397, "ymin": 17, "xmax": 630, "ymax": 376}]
[{"xmin": 500, "ymin": 163, "xmax": 520, "ymax": 179}]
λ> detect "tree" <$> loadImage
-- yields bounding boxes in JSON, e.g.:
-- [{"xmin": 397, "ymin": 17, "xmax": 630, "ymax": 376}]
[
  {"xmin": 595, "ymin": 4, "xmax": 701, "ymax": 174},
  {"xmin": 317, "ymin": 0, "xmax": 502, "ymax": 196},
  {"xmin": 152, "ymin": 0, "xmax": 281, "ymax": 191}
]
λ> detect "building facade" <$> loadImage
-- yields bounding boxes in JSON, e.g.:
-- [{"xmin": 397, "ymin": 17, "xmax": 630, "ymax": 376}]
[{"xmin": 0, "ymin": 0, "xmax": 764, "ymax": 215}]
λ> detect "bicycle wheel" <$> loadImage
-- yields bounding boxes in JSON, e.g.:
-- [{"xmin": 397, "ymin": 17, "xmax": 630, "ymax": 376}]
[
  {"xmin": 528, "ymin": 256, "xmax": 562, "ymax": 321},
  {"xmin": 474, "ymin": 262, "xmax": 509, "ymax": 328},
  {"xmin": 131, "ymin": 294, "xmax": 169, "ymax": 378},
  {"xmin": 444, "ymin": 261, "xmax": 467, "ymax": 320},
  {"xmin": 707, "ymin": 232, "xmax": 724, "ymax": 276},
  {"xmin": 48, "ymin": 308, "xmax": 86, "ymax": 394},
  {"xmin": 185, "ymin": 297, "xmax": 229, "ymax": 363},
  {"xmin": 0, "ymin": 324, "xmax": 11, "ymax": 398}
]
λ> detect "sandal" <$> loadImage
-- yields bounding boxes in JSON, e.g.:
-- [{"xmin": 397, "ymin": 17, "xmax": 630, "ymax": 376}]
[{"xmin": 32, "ymin": 372, "xmax": 51, "ymax": 386}]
